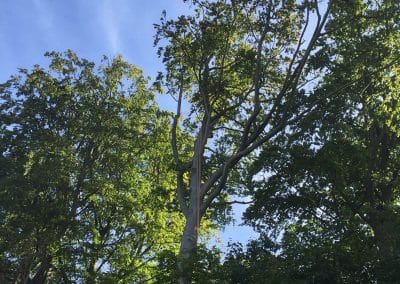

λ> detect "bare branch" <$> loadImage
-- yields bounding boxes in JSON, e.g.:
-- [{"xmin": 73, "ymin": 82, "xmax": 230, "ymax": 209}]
[
  {"xmin": 201, "ymin": 119, "xmax": 286, "ymax": 213},
  {"xmin": 171, "ymin": 71, "xmax": 189, "ymax": 217},
  {"xmin": 286, "ymin": 5, "xmax": 310, "ymax": 77},
  {"xmin": 241, "ymin": 1, "xmax": 332, "ymax": 151},
  {"xmin": 289, "ymin": 1, "xmax": 331, "ymax": 90},
  {"xmin": 211, "ymin": 199, "xmax": 254, "ymax": 207},
  {"xmin": 241, "ymin": 1, "xmax": 272, "ymax": 146}
]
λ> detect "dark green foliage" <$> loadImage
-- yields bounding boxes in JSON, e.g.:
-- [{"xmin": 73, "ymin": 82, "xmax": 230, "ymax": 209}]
[
  {"xmin": 241, "ymin": 1, "xmax": 400, "ymax": 282},
  {"xmin": 221, "ymin": 240, "xmax": 285, "ymax": 284},
  {"xmin": 157, "ymin": 245, "xmax": 225, "ymax": 283}
]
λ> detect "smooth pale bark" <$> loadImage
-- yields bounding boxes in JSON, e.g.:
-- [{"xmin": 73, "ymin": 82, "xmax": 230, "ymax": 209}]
[
  {"xmin": 86, "ymin": 260, "xmax": 97, "ymax": 284},
  {"xmin": 178, "ymin": 212, "xmax": 199, "ymax": 284},
  {"xmin": 178, "ymin": 135, "xmax": 202, "ymax": 284},
  {"xmin": 26, "ymin": 257, "xmax": 51, "ymax": 284}
]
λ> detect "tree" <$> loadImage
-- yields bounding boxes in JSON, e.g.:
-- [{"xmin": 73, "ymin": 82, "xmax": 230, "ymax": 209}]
[
  {"xmin": 155, "ymin": 0, "xmax": 332, "ymax": 281},
  {"xmin": 243, "ymin": 0, "xmax": 400, "ymax": 281},
  {"xmin": 221, "ymin": 239, "xmax": 286, "ymax": 283},
  {"xmin": 0, "ymin": 51, "xmax": 184, "ymax": 283}
]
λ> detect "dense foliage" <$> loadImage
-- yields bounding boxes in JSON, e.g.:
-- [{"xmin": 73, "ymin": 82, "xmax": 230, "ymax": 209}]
[
  {"xmin": 0, "ymin": 51, "xmax": 184, "ymax": 283},
  {"xmin": 242, "ymin": 0, "xmax": 400, "ymax": 282},
  {"xmin": 1, "ymin": 0, "xmax": 400, "ymax": 283}
]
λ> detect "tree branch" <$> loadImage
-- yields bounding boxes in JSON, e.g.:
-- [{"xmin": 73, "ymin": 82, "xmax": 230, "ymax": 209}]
[{"xmin": 172, "ymin": 71, "xmax": 189, "ymax": 217}]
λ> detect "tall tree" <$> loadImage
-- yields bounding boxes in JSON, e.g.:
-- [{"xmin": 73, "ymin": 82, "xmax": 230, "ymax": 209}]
[
  {"xmin": 0, "ymin": 51, "xmax": 184, "ymax": 283},
  {"xmin": 155, "ymin": 0, "xmax": 332, "ymax": 281}
]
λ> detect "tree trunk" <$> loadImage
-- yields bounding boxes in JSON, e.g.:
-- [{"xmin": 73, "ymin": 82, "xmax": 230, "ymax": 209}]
[
  {"xmin": 369, "ymin": 209, "xmax": 396, "ymax": 257},
  {"xmin": 178, "ymin": 137, "xmax": 202, "ymax": 284},
  {"xmin": 27, "ymin": 256, "xmax": 51, "ymax": 284},
  {"xmin": 86, "ymin": 259, "xmax": 97, "ymax": 284},
  {"xmin": 178, "ymin": 211, "xmax": 198, "ymax": 284}
]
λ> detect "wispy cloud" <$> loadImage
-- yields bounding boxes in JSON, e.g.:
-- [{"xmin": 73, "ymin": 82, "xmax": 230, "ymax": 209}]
[
  {"xmin": 98, "ymin": 0, "xmax": 121, "ymax": 54},
  {"xmin": 33, "ymin": 0, "xmax": 55, "ymax": 41}
]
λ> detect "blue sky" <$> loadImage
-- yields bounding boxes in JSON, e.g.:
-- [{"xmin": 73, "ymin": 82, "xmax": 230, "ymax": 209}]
[
  {"xmin": 0, "ymin": 0, "xmax": 256, "ymax": 250},
  {"xmin": 0, "ymin": 0, "xmax": 188, "ymax": 81}
]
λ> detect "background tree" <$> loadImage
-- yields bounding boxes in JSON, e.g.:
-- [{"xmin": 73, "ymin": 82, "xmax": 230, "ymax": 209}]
[
  {"xmin": 243, "ymin": 0, "xmax": 400, "ymax": 282},
  {"xmin": 0, "ymin": 51, "xmax": 185, "ymax": 283},
  {"xmin": 155, "ymin": 0, "xmax": 332, "ymax": 281},
  {"xmin": 220, "ymin": 239, "xmax": 286, "ymax": 283}
]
